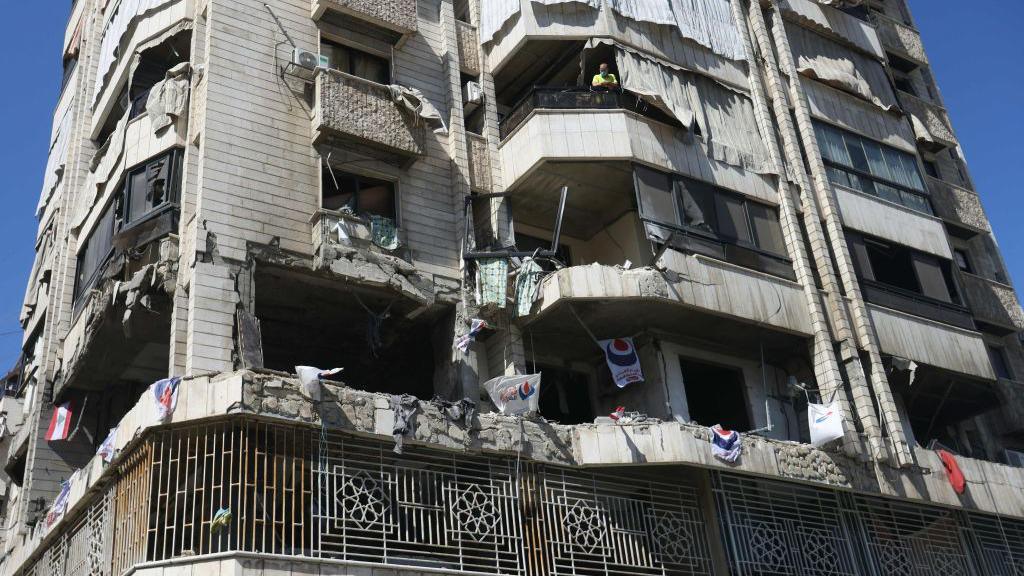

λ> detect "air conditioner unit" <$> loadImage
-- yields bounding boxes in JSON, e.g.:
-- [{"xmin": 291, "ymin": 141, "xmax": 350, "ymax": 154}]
[
  {"xmin": 293, "ymin": 47, "xmax": 329, "ymax": 70},
  {"xmin": 1005, "ymin": 449, "xmax": 1024, "ymax": 468},
  {"xmin": 463, "ymin": 81, "xmax": 484, "ymax": 115}
]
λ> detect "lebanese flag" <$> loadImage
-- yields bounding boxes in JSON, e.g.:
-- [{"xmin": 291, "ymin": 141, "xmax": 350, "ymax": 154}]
[{"xmin": 46, "ymin": 403, "xmax": 73, "ymax": 441}]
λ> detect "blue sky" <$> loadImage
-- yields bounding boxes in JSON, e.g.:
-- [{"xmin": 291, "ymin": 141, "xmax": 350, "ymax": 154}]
[{"xmin": 0, "ymin": 2, "xmax": 1021, "ymax": 371}]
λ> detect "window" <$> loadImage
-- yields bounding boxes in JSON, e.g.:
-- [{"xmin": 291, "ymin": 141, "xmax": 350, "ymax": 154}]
[
  {"xmin": 814, "ymin": 121, "xmax": 932, "ymax": 215},
  {"xmin": 679, "ymin": 357, "xmax": 751, "ymax": 431},
  {"xmin": 677, "ymin": 177, "xmax": 787, "ymax": 257},
  {"xmin": 988, "ymin": 346, "xmax": 1012, "ymax": 380},
  {"xmin": 124, "ymin": 150, "xmax": 183, "ymax": 227},
  {"xmin": 892, "ymin": 71, "xmax": 916, "ymax": 96},
  {"xmin": 953, "ymin": 249, "xmax": 973, "ymax": 274},
  {"xmin": 850, "ymin": 233, "xmax": 961, "ymax": 304},
  {"xmin": 922, "ymin": 158, "xmax": 939, "ymax": 179},
  {"xmin": 322, "ymin": 167, "xmax": 397, "ymax": 220},
  {"xmin": 536, "ymin": 364, "xmax": 593, "ymax": 425},
  {"xmin": 320, "ymin": 40, "xmax": 390, "ymax": 85},
  {"xmin": 864, "ymin": 238, "xmax": 919, "ymax": 293},
  {"xmin": 74, "ymin": 201, "xmax": 117, "ymax": 304}
]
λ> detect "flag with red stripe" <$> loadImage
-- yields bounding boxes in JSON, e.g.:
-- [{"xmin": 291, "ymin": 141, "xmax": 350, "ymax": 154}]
[{"xmin": 45, "ymin": 402, "xmax": 72, "ymax": 442}]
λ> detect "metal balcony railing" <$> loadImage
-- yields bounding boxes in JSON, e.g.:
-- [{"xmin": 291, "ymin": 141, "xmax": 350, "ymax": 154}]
[{"xmin": 499, "ymin": 87, "xmax": 678, "ymax": 140}]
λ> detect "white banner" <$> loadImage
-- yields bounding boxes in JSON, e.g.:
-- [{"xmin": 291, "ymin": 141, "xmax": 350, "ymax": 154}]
[
  {"xmin": 808, "ymin": 402, "xmax": 844, "ymax": 447},
  {"xmin": 599, "ymin": 338, "xmax": 645, "ymax": 388},
  {"xmin": 483, "ymin": 374, "xmax": 541, "ymax": 416}
]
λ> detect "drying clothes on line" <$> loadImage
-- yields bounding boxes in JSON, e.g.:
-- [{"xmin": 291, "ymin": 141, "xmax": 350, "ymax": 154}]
[
  {"xmin": 46, "ymin": 402, "xmax": 73, "ymax": 442},
  {"xmin": 146, "ymin": 62, "xmax": 191, "ymax": 132},
  {"xmin": 514, "ymin": 257, "xmax": 544, "ymax": 317},
  {"xmin": 710, "ymin": 424, "xmax": 741, "ymax": 462},
  {"xmin": 454, "ymin": 318, "xmax": 489, "ymax": 353},
  {"xmin": 478, "ymin": 258, "xmax": 509, "ymax": 307},
  {"xmin": 483, "ymin": 374, "xmax": 541, "ymax": 416},
  {"xmin": 211, "ymin": 508, "xmax": 233, "ymax": 534},
  {"xmin": 296, "ymin": 366, "xmax": 344, "ymax": 402},
  {"xmin": 599, "ymin": 338, "xmax": 645, "ymax": 388},
  {"xmin": 807, "ymin": 402, "xmax": 844, "ymax": 447},
  {"xmin": 97, "ymin": 427, "xmax": 118, "ymax": 463},
  {"xmin": 391, "ymin": 394, "xmax": 419, "ymax": 454},
  {"xmin": 431, "ymin": 396, "xmax": 477, "ymax": 429},
  {"xmin": 152, "ymin": 377, "xmax": 181, "ymax": 423},
  {"xmin": 937, "ymin": 449, "xmax": 966, "ymax": 495},
  {"xmin": 370, "ymin": 215, "xmax": 400, "ymax": 251}
]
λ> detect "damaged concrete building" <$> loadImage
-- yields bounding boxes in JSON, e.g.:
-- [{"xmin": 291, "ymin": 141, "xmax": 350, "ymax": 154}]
[{"xmin": 4, "ymin": 0, "xmax": 1024, "ymax": 573}]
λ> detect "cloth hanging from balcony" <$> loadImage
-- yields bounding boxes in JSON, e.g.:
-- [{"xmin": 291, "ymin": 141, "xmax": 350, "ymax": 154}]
[
  {"xmin": 454, "ymin": 318, "xmax": 489, "ymax": 353},
  {"xmin": 807, "ymin": 402, "xmax": 844, "ymax": 447},
  {"xmin": 909, "ymin": 113, "xmax": 940, "ymax": 148},
  {"xmin": 710, "ymin": 424, "xmax": 741, "ymax": 462},
  {"xmin": 610, "ymin": 0, "xmax": 674, "ymax": 26},
  {"xmin": 151, "ymin": 376, "xmax": 181, "ymax": 423},
  {"xmin": 937, "ymin": 449, "xmax": 966, "ymax": 494},
  {"xmin": 146, "ymin": 62, "xmax": 191, "ymax": 132},
  {"xmin": 296, "ymin": 366, "xmax": 343, "ymax": 402},
  {"xmin": 97, "ymin": 427, "xmax": 119, "ymax": 463},
  {"xmin": 65, "ymin": 14, "xmax": 85, "ymax": 60},
  {"xmin": 613, "ymin": 44, "xmax": 699, "ymax": 129},
  {"xmin": 370, "ymin": 215, "xmax": 400, "ymax": 251},
  {"xmin": 391, "ymin": 394, "xmax": 419, "ymax": 454},
  {"xmin": 785, "ymin": 22, "xmax": 898, "ymax": 113},
  {"xmin": 388, "ymin": 85, "xmax": 448, "ymax": 134},
  {"xmin": 483, "ymin": 374, "xmax": 542, "ymax": 416},
  {"xmin": 778, "ymin": 0, "xmax": 884, "ymax": 60},
  {"xmin": 431, "ymin": 396, "xmax": 477, "ymax": 428},
  {"xmin": 38, "ymin": 93, "xmax": 75, "ymax": 217},
  {"xmin": 514, "ymin": 257, "xmax": 544, "ymax": 317},
  {"xmin": 477, "ymin": 258, "xmax": 509, "ymax": 307},
  {"xmin": 45, "ymin": 470, "xmax": 78, "ymax": 530},
  {"xmin": 45, "ymin": 402, "xmax": 73, "ymax": 442},
  {"xmin": 599, "ymin": 338, "xmax": 645, "ymax": 388},
  {"xmin": 480, "ymin": 0, "xmax": 521, "ymax": 43}
]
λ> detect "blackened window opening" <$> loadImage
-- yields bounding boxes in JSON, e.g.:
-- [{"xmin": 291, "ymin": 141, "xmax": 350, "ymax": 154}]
[
  {"xmin": 322, "ymin": 168, "xmax": 397, "ymax": 221},
  {"xmin": 680, "ymin": 358, "xmax": 751, "ymax": 432}
]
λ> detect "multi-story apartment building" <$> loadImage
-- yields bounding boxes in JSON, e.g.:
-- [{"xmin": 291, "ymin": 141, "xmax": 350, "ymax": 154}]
[{"xmin": 2, "ymin": 0, "xmax": 1024, "ymax": 573}]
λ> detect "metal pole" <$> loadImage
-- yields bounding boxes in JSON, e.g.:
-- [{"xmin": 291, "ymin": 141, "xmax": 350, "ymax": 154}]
[{"xmin": 551, "ymin": 186, "xmax": 568, "ymax": 252}]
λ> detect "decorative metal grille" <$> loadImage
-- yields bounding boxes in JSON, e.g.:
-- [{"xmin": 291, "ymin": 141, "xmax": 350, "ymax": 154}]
[
  {"xmin": 850, "ymin": 494, "xmax": 975, "ymax": 576},
  {"xmin": 713, "ymin": 473, "xmax": 861, "ymax": 576},
  {"xmin": 967, "ymin": 513, "xmax": 1024, "ymax": 576},
  {"xmin": 537, "ymin": 466, "xmax": 714, "ymax": 576}
]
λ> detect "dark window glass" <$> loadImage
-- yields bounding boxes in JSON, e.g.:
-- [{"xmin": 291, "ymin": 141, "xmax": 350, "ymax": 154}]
[
  {"xmin": 922, "ymin": 159, "xmax": 940, "ymax": 179},
  {"xmin": 678, "ymin": 179, "xmax": 714, "ymax": 231},
  {"xmin": 988, "ymin": 346, "xmax": 1012, "ymax": 380},
  {"xmin": 320, "ymin": 40, "xmax": 390, "ymax": 84},
  {"xmin": 74, "ymin": 202, "xmax": 117, "ymax": 303},
  {"xmin": 953, "ymin": 249, "xmax": 973, "ymax": 273},
  {"xmin": 123, "ymin": 150, "xmax": 181, "ymax": 227},
  {"xmin": 749, "ymin": 203, "xmax": 786, "ymax": 256},
  {"xmin": 814, "ymin": 121, "xmax": 932, "ymax": 215},
  {"xmin": 322, "ymin": 168, "xmax": 397, "ymax": 220},
  {"xmin": 864, "ymin": 238, "xmax": 919, "ymax": 293},
  {"xmin": 714, "ymin": 194, "xmax": 753, "ymax": 245}
]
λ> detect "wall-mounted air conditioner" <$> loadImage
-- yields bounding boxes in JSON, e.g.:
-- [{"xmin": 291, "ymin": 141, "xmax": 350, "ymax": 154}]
[{"xmin": 463, "ymin": 81, "xmax": 484, "ymax": 115}]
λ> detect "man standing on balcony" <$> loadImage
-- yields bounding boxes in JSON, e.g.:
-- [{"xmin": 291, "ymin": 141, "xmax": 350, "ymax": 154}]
[{"xmin": 591, "ymin": 63, "xmax": 619, "ymax": 90}]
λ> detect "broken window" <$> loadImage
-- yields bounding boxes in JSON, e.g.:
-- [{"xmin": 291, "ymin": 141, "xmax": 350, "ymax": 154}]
[
  {"xmin": 635, "ymin": 165, "xmax": 792, "ymax": 278},
  {"xmin": 536, "ymin": 364, "xmax": 593, "ymax": 425},
  {"xmin": 815, "ymin": 121, "xmax": 932, "ymax": 215},
  {"xmin": 679, "ymin": 357, "xmax": 751, "ymax": 431},
  {"xmin": 322, "ymin": 168, "xmax": 397, "ymax": 220},
  {"xmin": 320, "ymin": 40, "xmax": 390, "ymax": 85},
  {"xmin": 124, "ymin": 149, "xmax": 182, "ymax": 227},
  {"xmin": 129, "ymin": 31, "xmax": 191, "ymax": 118},
  {"xmin": 73, "ymin": 199, "xmax": 117, "ymax": 305}
]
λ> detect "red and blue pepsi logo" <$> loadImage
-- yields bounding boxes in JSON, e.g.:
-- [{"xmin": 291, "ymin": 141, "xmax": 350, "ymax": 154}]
[
  {"xmin": 518, "ymin": 379, "xmax": 536, "ymax": 400},
  {"xmin": 814, "ymin": 410, "xmax": 834, "ymax": 424},
  {"xmin": 605, "ymin": 338, "xmax": 639, "ymax": 367}
]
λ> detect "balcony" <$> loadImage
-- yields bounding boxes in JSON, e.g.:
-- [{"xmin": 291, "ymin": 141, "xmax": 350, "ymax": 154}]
[
  {"xmin": 861, "ymin": 278, "xmax": 975, "ymax": 331},
  {"xmin": 960, "ymin": 272, "xmax": 1024, "ymax": 335},
  {"xmin": 312, "ymin": 0, "xmax": 417, "ymax": 37},
  {"xmin": 467, "ymin": 132, "xmax": 492, "ymax": 191},
  {"xmin": 869, "ymin": 303, "xmax": 993, "ymax": 380},
  {"xmin": 456, "ymin": 20, "xmax": 481, "ymax": 76},
  {"xmin": 834, "ymin": 185, "xmax": 950, "ymax": 258},
  {"xmin": 898, "ymin": 89, "xmax": 957, "ymax": 150},
  {"xmin": 926, "ymin": 176, "xmax": 990, "ymax": 236},
  {"xmin": 872, "ymin": 12, "xmax": 927, "ymax": 64},
  {"xmin": 314, "ymin": 69, "xmax": 426, "ymax": 163}
]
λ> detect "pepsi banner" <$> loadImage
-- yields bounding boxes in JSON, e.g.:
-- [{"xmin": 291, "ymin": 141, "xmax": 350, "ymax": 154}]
[
  {"xmin": 599, "ymin": 338, "xmax": 645, "ymax": 388},
  {"xmin": 482, "ymin": 374, "xmax": 541, "ymax": 416},
  {"xmin": 808, "ymin": 401, "xmax": 844, "ymax": 447}
]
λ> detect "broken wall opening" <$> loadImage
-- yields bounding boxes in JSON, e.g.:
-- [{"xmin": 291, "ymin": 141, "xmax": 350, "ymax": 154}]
[{"xmin": 254, "ymin": 265, "xmax": 452, "ymax": 398}]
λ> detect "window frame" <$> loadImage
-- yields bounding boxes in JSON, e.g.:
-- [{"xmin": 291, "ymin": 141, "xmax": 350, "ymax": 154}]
[
  {"xmin": 321, "ymin": 163, "xmax": 400, "ymax": 224},
  {"xmin": 814, "ymin": 121, "xmax": 933, "ymax": 216},
  {"xmin": 988, "ymin": 345, "xmax": 1013, "ymax": 380},
  {"xmin": 72, "ymin": 199, "xmax": 118, "ymax": 307},
  {"xmin": 318, "ymin": 38, "xmax": 392, "ymax": 85},
  {"xmin": 121, "ymin": 148, "xmax": 184, "ymax": 230}
]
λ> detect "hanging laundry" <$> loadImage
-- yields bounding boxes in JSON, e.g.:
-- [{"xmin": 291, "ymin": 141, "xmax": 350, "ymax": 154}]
[
  {"xmin": 599, "ymin": 338, "xmax": 645, "ymax": 388},
  {"xmin": 391, "ymin": 394, "xmax": 419, "ymax": 454},
  {"xmin": 45, "ymin": 470, "xmax": 78, "ymax": 529},
  {"xmin": 937, "ymin": 449, "xmax": 966, "ymax": 495},
  {"xmin": 514, "ymin": 257, "xmax": 544, "ymax": 317},
  {"xmin": 45, "ymin": 402, "xmax": 73, "ymax": 442},
  {"xmin": 478, "ymin": 258, "xmax": 508, "ymax": 307},
  {"xmin": 710, "ymin": 425, "xmax": 742, "ymax": 463},
  {"xmin": 807, "ymin": 402, "xmax": 844, "ymax": 447},
  {"xmin": 152, "ymin": 377, "xmax": 182, "ymax": 423},
  {"xmin": 97, "ymin": 427, "xmax": 118, "ymax": 463},
  {"xmin": 483, "ymin": 374, "xmax": 541, "ymax": 416},
  {"xmin": 333, "ymin": 219, "xmax": 351, "ymax": 243},
  {"xmin": 370, "ymin": 215, "xmax": 400, "ymax": 250},
  {"xmin": 454, "ymin": 318, "xmax": 488, "ymax": 353},
  {"xmin": 431, "ymin": 396, "xmax": 477, "ymax": 428},
  {"xmin": 295, "ymin": 366, "xmax": 344, "ymax": 402},
  {"xmin": 610, "ymin": 406, "xmax": 626, "ymax": 422},
  {"xmin": 211, "ymin": 507, "xmax": 233, "ymax": 534}
]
